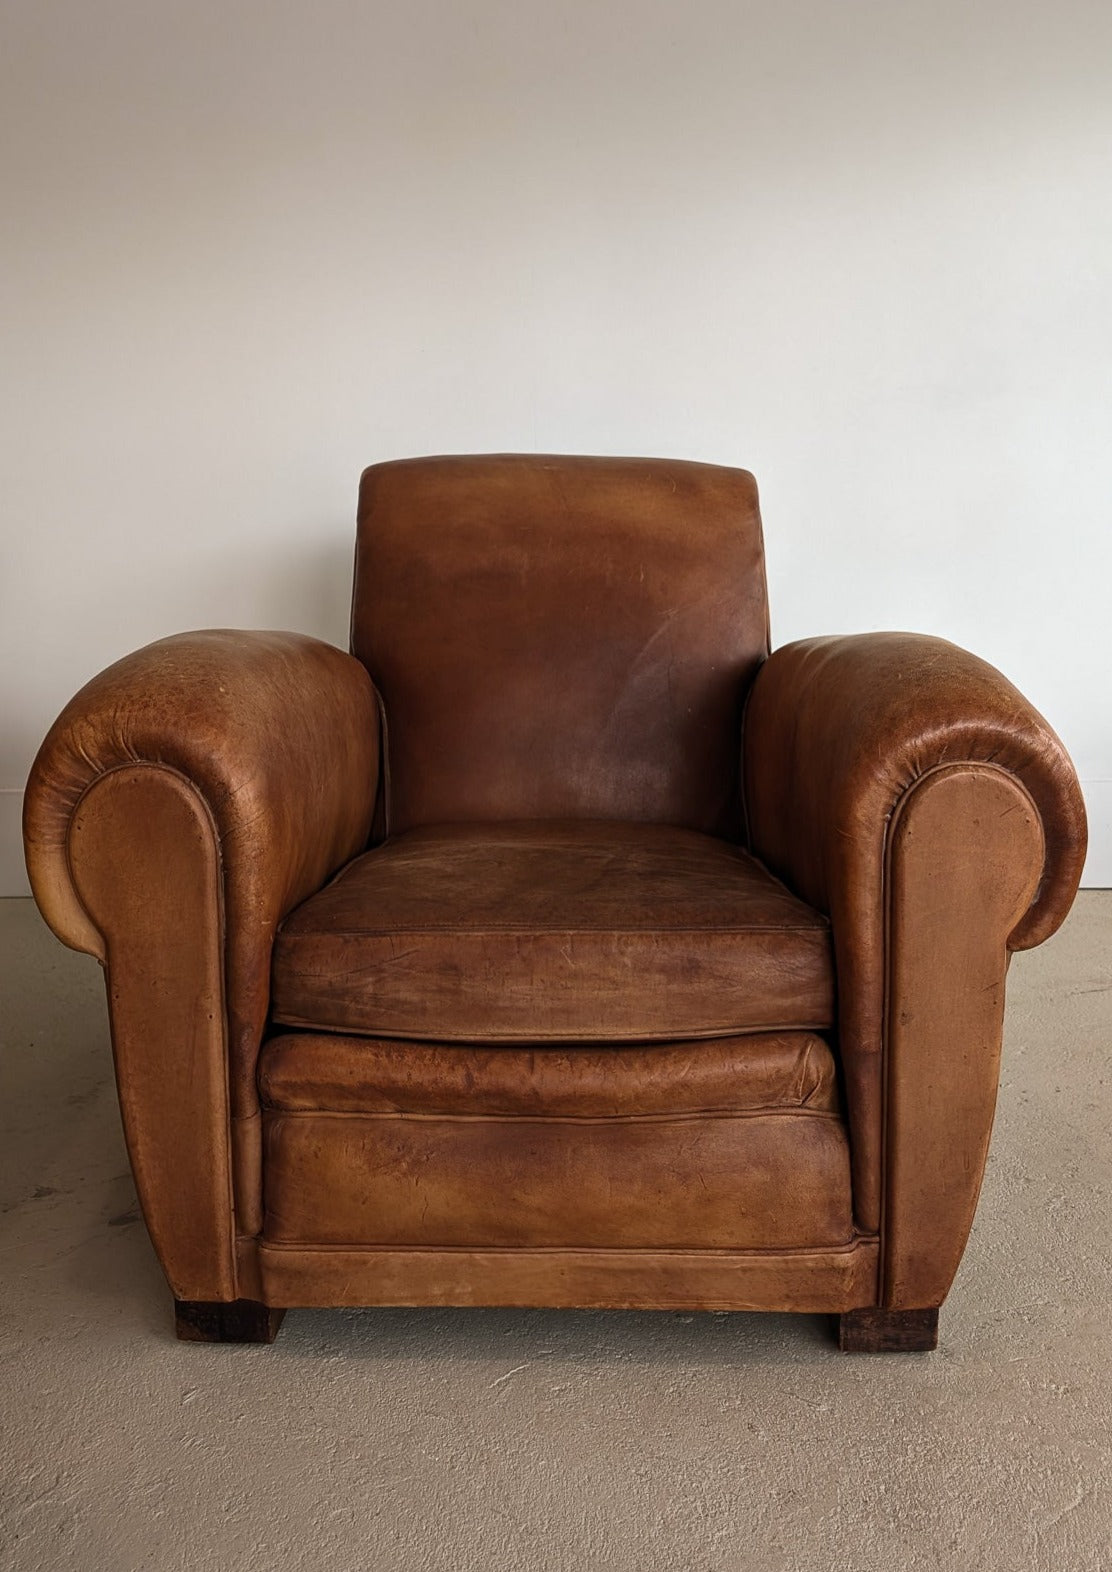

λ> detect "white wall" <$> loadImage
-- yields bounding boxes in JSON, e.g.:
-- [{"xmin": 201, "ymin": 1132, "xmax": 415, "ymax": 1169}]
[{"xmin": 3, "ymin": 0, "xmax": 1110, "ymax": 892}]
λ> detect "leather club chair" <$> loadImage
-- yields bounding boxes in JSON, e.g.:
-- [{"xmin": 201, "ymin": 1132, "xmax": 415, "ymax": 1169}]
[{"xmin": 23, "ymin": 455, "xmax": 1087, "ymax": 1351}]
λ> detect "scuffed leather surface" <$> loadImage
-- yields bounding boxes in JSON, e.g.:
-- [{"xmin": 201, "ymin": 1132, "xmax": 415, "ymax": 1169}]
[
  {"xmin": 351, "ymin": 454, "xmax": 769, "ymax": 837},
  {"xmin": 743, "ymin": 632, "xmax": 1087, "ymax": 1231},
  {"xmin": 245, "ymin": 1237, "xmax": 878, "ymax": 1313},
  {"xmin": 881, "ymin": 765, "xmax": 1045, "ymax": 1308},
  {"xmin": 68, "ymin": 766, "xmax": 238, "ymax": 1297},
  {"xmin": 22, "ymin": 458, "xmax": 1088, "ymax": 1320},
  {"xmin": 259, "ymin": 1031, "xmax": 839, "ymax": 1115},
  {"xmin": 262, "ymin": 1106, "xmax": 852, "ymax": 1250},
  {"xmin": 23, "ymin": 631, "xmax": 381, "ymax": 1119},
  {"xmin": 271, "ymin": 821, "xmax": 834, "ymax": 1040}
]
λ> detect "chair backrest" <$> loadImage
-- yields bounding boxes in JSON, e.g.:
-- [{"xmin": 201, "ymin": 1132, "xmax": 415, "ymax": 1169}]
[{"xmin": 351, "ymin": 454, "xmax": 770, "ymax": 838}]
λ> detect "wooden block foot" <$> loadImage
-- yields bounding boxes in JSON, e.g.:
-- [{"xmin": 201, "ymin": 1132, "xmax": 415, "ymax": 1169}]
[
  {"xmin": 837, "ymin": 1306, "xmax": 939, "ymax": 1353},
  {"xmin": 174, "ymin": 1298, "xmax": 286, "ymax": 1344}
]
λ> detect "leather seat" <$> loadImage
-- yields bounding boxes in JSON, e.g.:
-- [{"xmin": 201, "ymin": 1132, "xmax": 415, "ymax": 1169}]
[{"xmin": 271, "ymin": 820, "xmax": 835, "ymax": 1042}]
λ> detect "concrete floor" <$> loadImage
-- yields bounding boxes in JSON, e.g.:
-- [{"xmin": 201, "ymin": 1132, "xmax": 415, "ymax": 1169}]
[{"xmin": 1, "ymin": 895, "xmax": 1110, "ymax": 1572}]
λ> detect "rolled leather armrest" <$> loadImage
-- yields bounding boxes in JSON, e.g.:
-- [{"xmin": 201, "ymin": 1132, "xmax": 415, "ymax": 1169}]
[
  {"xmin": 23, "ymin": 630, "xmax": 380, "ymax": 1296},
  {"xmin": 743, "ymin": 632, "xmax": 1087, "ymax": 1292},
  {"xmin": 25, "ymin": 628, "xmax": 380, "ymax": 1029}
]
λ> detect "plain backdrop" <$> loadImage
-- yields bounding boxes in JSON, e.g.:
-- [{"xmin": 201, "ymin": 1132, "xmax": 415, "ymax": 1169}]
[{"xmin": 2, "ymin": 0, "xmax": 1109, "ymax": 891}]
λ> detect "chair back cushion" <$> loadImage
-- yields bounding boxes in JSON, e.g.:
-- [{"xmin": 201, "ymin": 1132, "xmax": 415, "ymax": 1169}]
[{"xmin": 351, "ymin": 454, "xmax": 769, "ymax": 836}]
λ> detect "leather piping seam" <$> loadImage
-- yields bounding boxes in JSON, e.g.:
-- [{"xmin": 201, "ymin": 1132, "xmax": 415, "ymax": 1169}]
[
  {"xmin": 876, "ymin": 759, "xmax": 1042, "ymax": 1296},
  {"xmin": 278, "ymin": 921, "xmax": 831, "ymax": 936},
  {"xmin": 268, "ymin": 1017, "xmax": 836, "ymax": 1039},
  {"xmin": 64, "ymin": 759, "xmax": 241, "ymax": 1278},
  {"xmin": 374, "ymin": 686, "xmax": 391, "ymax": 841},
  {"xmin": 66, "ymin": 757, "xmax": 226, "ymax": 891},
  {"xmin": 59, "ymin": 760, "xmax": 208, "ymax": 952},
  {"xmin": 254, "ymin": 1238, "xmax": 867, "ymax": 1258},
  {"xmin": 738, "ymin": 651, "xmax": 767, "ymax": 854},
  {"xmin": 264, "ymin": 1024, "xmax": 833, "ymax": 1044},
  {"xmin": 258, "ymin": 1107, "xmax": 845, "ymax": 1124}
]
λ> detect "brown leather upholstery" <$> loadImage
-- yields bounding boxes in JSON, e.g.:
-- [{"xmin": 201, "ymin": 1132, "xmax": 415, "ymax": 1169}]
[
  {"xmin": 879, "ymin": 765, "xmax": 1044, "ymax": 1308},
  {"xmin": 743, "ymin": 632, "xmax": 1087, "ymax": 1236},
  {"xmin": 259, "ymin": 1032, "xmax": 837, "ymax": 1115},
  {"xmin": 352, "ymin": 454, "xmax": 768, "ymax": 837},
  {"xmin": 271, "ymin": 821, "xmax": 834, "ymax": 1041},
  {"xmin": 67, "ymin": 765, "xmax": 240, "ymax": 1299},
  {"xmin": 23, "ymin": 631, "xmax": 380, "ymax": 1279},
  {"xmin": 259, "ymin": 1032, "xmax": 851, "ymax": 1250},
  {"xmin": 21, "ymin": 457, "xmax": 1088, "ymax": 1344},
  {"xmin": 23, "ymin": 630, "xmax": 381, "ymax": 1124}
]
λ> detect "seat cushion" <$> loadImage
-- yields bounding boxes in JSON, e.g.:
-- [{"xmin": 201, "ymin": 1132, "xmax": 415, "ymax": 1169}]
[
  {"xmin": 259, "ymin": 1031, "xmax": 839, "ymax": 1116},
  {"xmin": 258, "ymin": 1031, "xmax": 853, "ymax": 1250},
  {"xmin": 271, "ymin": 821, "xmax": 834, "ymax": 1042}
]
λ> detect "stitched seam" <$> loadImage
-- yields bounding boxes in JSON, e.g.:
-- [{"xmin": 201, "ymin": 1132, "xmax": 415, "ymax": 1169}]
[
  {"xmin": 375, "ymin": 687, "xmax": 391, "ymax": 841},
  {"xmin": 269, "ymin": 1016, "xmax": 837, "ymax": 1038},
  {"xmin": 877, "ymin": 759, "xmax": 1041, "ymax": 1302},
  {"xmin": 260, "ymin": 1107, "xmax": 845, "ymax": 1123},
  {"xmin": 738, "ymin": 653, "xmax": 765, "ymax": 853},
  {"xmin": 66, "ymin": 761, "xmax": 241, "ymax": 1273},
  {"xmin": 255, "ymin": 1238, "xmax": 870, "ymax": 1257},
  {"xmin": 280, "ymin": 923, "xmax": 831, "ymax": 937},
  {"xmin": 66, "ymin": 759, "xmax": 223, "ymax": 947}
]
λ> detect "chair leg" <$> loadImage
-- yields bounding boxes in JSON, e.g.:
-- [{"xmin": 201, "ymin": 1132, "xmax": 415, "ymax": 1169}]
[
  {"xmin": 174, "ymin": 1298, "xmax": 286, "ymax": 1344},
  {"xmin": 837, "ymin": 1307, "xmax": 939, "ymax": 1353}
]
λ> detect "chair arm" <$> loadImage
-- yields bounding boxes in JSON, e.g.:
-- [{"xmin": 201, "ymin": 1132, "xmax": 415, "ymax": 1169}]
[
  {"xmin": 23, "ymin": 630, "xmax": 380, "ymax": 1297},
  {"xmin": 26, "ymin": 628, "xmax": 381, "ymax": 1031},
  {"xmin": 743, "ymin": 632, "xmax": 1086, "ymax": 1290},
  {"xmin": 743, "ymin": 632, "xmax": 1084, "ymax": 948}
]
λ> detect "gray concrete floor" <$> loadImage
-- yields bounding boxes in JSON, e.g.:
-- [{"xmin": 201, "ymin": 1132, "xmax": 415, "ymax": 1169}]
[{"xmin": 1, "ymin": 894, "xmax": 1110, "ymax": 1572}]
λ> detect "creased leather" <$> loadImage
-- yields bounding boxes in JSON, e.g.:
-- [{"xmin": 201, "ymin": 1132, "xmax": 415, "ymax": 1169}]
[
  {"xmin": 259, "ymin": 1031, "xmax": 840, "ymax": 1116},
  {"xmin": 21, "ymin": 462, "xmax": 1089, "ymax": 1328},
  {"xmin": 260, "ymin": 1025, "xmax": 851, "ymax": 1254},
  {"xmin": 271, "ymin": 820, "xmax": 834, "ymax": 1041},
  {"xmin": 23, "ymin": 630, "xmax": 381, "ymax": 1122},
  {"xmin": 262, "ymin": 1107, "xmax": 853, "ymax": 1250},
  {"xmin": 743, "ymin": 632, "xmax": 1087, "ymax": 1232},
  {"xmin": 351, "ymin": 454, "xmax": 769, "ymax": 837}
]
